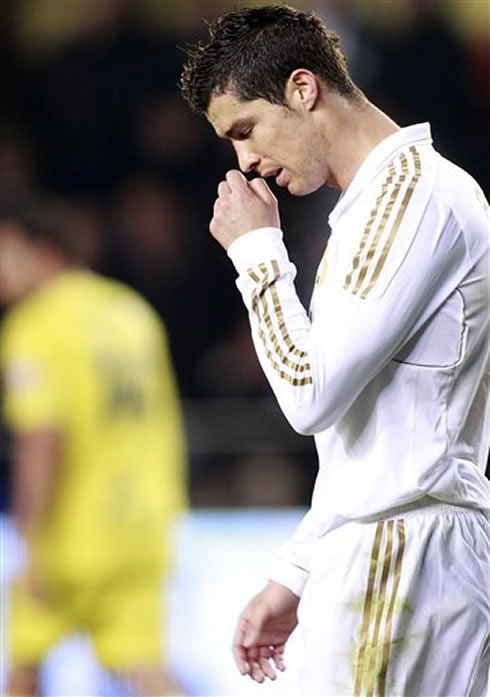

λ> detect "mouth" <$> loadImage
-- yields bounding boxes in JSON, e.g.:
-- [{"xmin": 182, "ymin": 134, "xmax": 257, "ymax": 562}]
[
  {"xmin": 276, "ymin": 169, "xmax": 288, "ymax": 187},
  {"xmin": 262, "ymin": 168, "xmax": 288, "ymax": 187},
  {"xmin": 261, "ymin": 168, "xmax": 280, "ymax": 179}
]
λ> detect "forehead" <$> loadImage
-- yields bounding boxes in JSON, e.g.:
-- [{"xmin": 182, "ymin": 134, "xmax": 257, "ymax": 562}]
[{"xmin": 207, "ymin": 92, "xmax": 274, "ymax": 138}]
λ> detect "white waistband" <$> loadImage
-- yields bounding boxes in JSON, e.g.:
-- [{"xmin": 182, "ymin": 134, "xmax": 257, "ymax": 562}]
[{"xmin": 357, "ymin": 496, "xmax": 488, "ymax": 524}]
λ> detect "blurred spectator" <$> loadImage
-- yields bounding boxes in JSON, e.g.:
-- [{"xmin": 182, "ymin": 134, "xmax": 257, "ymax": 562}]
[
  {"xmin": 29, "ymin": 2, "xmax": 182, "ymax": 196},
  {"xmin": 0, "ymin": 195, "xmax": 188, "ymax": 696},
  {"xmin": 100, "ymin": 176, "xmax": 242, "ymax": 396},
  {"xmin": 355, "ymin": 0, "xmax": 489, "ymax": 192},
  {"xmin": 196, "ymin": 316, "xmax": 268, "ymax": 397},
  {"xmin": 231, "ymin": 453, "xmax": 313, "ymax": 508},
  {"xmin": 0, "ymin": 133, "xmax": 39, "ymax": 207}
]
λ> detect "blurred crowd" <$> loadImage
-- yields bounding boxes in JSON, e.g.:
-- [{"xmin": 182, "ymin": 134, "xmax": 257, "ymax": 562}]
[{"xmin": 1, "ymin": 0, "xmax": 489, "ymax": 507}]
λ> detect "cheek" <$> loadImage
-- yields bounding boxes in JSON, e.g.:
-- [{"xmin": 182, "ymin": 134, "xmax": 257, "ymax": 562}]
[
  {"xmin": 295, "ymin": 158, "xmax": 327, "ymax": 195},
  {"xmin": 304, "ymin": 147, "xmax": 328, "ymax": 182},
  {"xmin": 287, "ymin": 128, "xmax": 318, "ymax": 171}
]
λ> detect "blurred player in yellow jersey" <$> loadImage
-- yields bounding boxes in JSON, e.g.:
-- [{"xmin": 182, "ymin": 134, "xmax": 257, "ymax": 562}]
[{"xmin": 0, "ymin": 196, "xmax": 188, "ymax": 696}]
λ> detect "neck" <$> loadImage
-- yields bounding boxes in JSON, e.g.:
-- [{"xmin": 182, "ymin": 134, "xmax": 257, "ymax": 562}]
[{"xmin": 321, "ymin": 94, "xmax": 400, "ymax": 191}]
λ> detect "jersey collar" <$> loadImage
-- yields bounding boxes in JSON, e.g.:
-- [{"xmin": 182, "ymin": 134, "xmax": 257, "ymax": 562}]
[{"xmin": 329, "ymin": 122, "xmax": 433, "ymax": 227}]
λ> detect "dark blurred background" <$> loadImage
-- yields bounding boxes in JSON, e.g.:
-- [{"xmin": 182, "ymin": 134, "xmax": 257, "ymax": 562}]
[{"xmin": 1, "ymin": 0, "xmax": 489, "ymax": 511}]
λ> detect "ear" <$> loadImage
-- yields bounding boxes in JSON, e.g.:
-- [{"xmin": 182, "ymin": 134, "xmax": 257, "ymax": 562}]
[{"xmin": 285, "ymin": 69, "xmax": 321, "ymax": 111}]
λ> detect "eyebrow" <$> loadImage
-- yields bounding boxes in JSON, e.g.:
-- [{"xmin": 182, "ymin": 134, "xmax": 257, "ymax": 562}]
[{"xmin": 223, "ymin": 118, "xmax": 252, "ymax": 140}]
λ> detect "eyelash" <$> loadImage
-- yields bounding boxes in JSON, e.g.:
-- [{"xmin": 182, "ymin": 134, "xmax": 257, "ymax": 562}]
[{"xmin": 237, "ymin": 128, "xmax": 253, "ymax": 140}]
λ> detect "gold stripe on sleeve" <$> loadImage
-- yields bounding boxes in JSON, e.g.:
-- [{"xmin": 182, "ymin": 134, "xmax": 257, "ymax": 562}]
[
  {"xmin": 261, "ymin": 290, "xmax": 312, "ymax": 372},
  {"xmin": 351, "ymin": 154, "xmax": 407, "ymax": 296},
  {"xmin": 248, "ymin": 262, "xmax": 312, "ymax": 385},
  {"xmin": 250, "ymin": 265, "xmax": 270, "ymax": 314},
  {"xmin": 344, "ymin": 146, "xmax": 422, "ymax": 300},
  {"xmin": 255, "ymin": 327, "xmax": 313, "ymax": 384},
  {"xmin": 345, "ymin": 164, "xmax": 397, "ymax": 292},
  {"xmin": 270, "ymin": 260, "xmax": 308, "ymax": 360},
  {"xmin": 253, "ymin": 265, "xmax": 310, "ymax": 371},
  {"xmin": 360, "ymin": 147, "xmax": 421, "ymax": 299}
]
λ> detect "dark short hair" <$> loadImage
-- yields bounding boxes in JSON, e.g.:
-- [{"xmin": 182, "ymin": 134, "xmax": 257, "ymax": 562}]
[
  {"xmin": 0, "ymin": 195, "xmax": 89, "ymax": 263},
  {"xmin": 180, "ymin": 4, "xmax": 360, "ymax": 114}
]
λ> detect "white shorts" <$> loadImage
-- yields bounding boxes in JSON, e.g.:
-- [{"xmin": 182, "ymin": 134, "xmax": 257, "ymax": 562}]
[{"xmin": 296, "ymin": 500, "xmax": 490, "ymax": 696}]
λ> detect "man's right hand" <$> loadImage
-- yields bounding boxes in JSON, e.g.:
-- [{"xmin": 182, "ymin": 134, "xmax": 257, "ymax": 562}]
[{"xmin": 232, "ymin": 580, "xmax": 299, "ymax": 683}]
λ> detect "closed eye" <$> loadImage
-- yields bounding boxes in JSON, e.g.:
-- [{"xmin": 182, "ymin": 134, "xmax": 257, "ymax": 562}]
[
  {"xmin": 225, "ymin": 119, "xmax": 254, "ymax": 141},
  {"xmin": 234, "ymin": 127, "xmax": 253, "ymax": 141}
]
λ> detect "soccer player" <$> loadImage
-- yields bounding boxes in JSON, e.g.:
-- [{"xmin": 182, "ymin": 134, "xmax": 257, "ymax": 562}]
[
  {"xmin": 180, "ymin": 5, "xmax": 490, "ymax": 695},
  {"xmin": 0, "ymin": 197, "xmax": 187, "ymax": 696}
]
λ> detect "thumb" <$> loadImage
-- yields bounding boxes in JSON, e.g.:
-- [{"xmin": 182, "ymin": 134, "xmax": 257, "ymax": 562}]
[
  {"xmin": 248, "ymin": 177, "xmax": 276, "ymax": 205},
  {"xmin": 226, "ymin": 169, "xmax": 249, "ymax": 191}
]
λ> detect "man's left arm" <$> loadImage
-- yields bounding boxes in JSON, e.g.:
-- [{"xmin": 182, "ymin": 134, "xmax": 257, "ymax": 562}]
[
  {"xmin": 1, "ymin": 321, "xmax": 66, "ymax": 597},
  {"xmin": 11, "ymin": 429, "xmax": 63, "ymax": 605},
  {"xmin": 11, "ymin": 429, "xmax": 62, "ymax": 541}
]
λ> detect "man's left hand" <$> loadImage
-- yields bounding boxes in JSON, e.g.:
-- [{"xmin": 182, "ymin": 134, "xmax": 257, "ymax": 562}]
[{"xmin": 210, "ymin": 170, "xmax": 280, "ymax": 250}]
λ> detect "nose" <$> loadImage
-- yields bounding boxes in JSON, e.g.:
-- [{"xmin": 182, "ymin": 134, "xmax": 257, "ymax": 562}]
[{"xmin": 234, "ymin": 143, "xmax": 260, "ymax": 174}]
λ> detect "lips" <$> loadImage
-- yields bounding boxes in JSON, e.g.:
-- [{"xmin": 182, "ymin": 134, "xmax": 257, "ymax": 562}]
[
  {"xmin": 261, "ymin": 168, "xmax": 280, "ymax": 179},
  {"xmin": 260, "ymin": 168, "xmax": 288, "ymax": 187},
  {"xmin": 276, "ymin": 168, "xmax": 288, "ymax": 187}
]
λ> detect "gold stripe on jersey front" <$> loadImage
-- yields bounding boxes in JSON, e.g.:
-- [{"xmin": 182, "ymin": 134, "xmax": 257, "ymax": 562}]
[
  {"xmin": 315, "ymin": 243, "xmax": 330, "ymax": 286},
  {"xmin": 361, "ymin": 147, "xmax": 421, "ymax": 299}
]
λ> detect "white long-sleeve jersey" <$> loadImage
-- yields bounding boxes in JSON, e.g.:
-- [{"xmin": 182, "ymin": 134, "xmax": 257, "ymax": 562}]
[{"xmin": 227, "ymin": 123, "xmax": 490, "ymax": 597}]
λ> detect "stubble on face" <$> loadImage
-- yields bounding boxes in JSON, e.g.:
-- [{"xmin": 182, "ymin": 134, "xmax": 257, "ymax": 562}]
[{"xmin": 207, "ymin": 91, "xmax": 328, "ymax": 196}]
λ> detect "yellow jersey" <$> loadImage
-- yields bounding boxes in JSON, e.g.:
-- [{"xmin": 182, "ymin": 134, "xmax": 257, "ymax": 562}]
[{"xmin": 1, "ymin": 271, "xmax": 187, "ymax": 582}]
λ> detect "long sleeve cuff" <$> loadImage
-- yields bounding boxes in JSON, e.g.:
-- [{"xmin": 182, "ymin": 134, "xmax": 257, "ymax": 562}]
[
  {"xmin": 227, "ymin": 227, "xmax": 286, "ymax": 274},
  {"xmin": 267, "ymin": 557, "xmax": 310, "ymax": 598}
]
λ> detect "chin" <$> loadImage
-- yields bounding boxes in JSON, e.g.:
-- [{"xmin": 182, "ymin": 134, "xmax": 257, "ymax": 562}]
[{"xmin": 288, "ymin": 179, "xmax": 323, "ymax": 196}]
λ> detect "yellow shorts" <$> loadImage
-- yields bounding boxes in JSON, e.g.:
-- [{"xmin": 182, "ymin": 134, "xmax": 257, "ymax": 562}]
[{"xmin": 9, "ymin": 565, "xmax": 165, "ymax": 669}]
